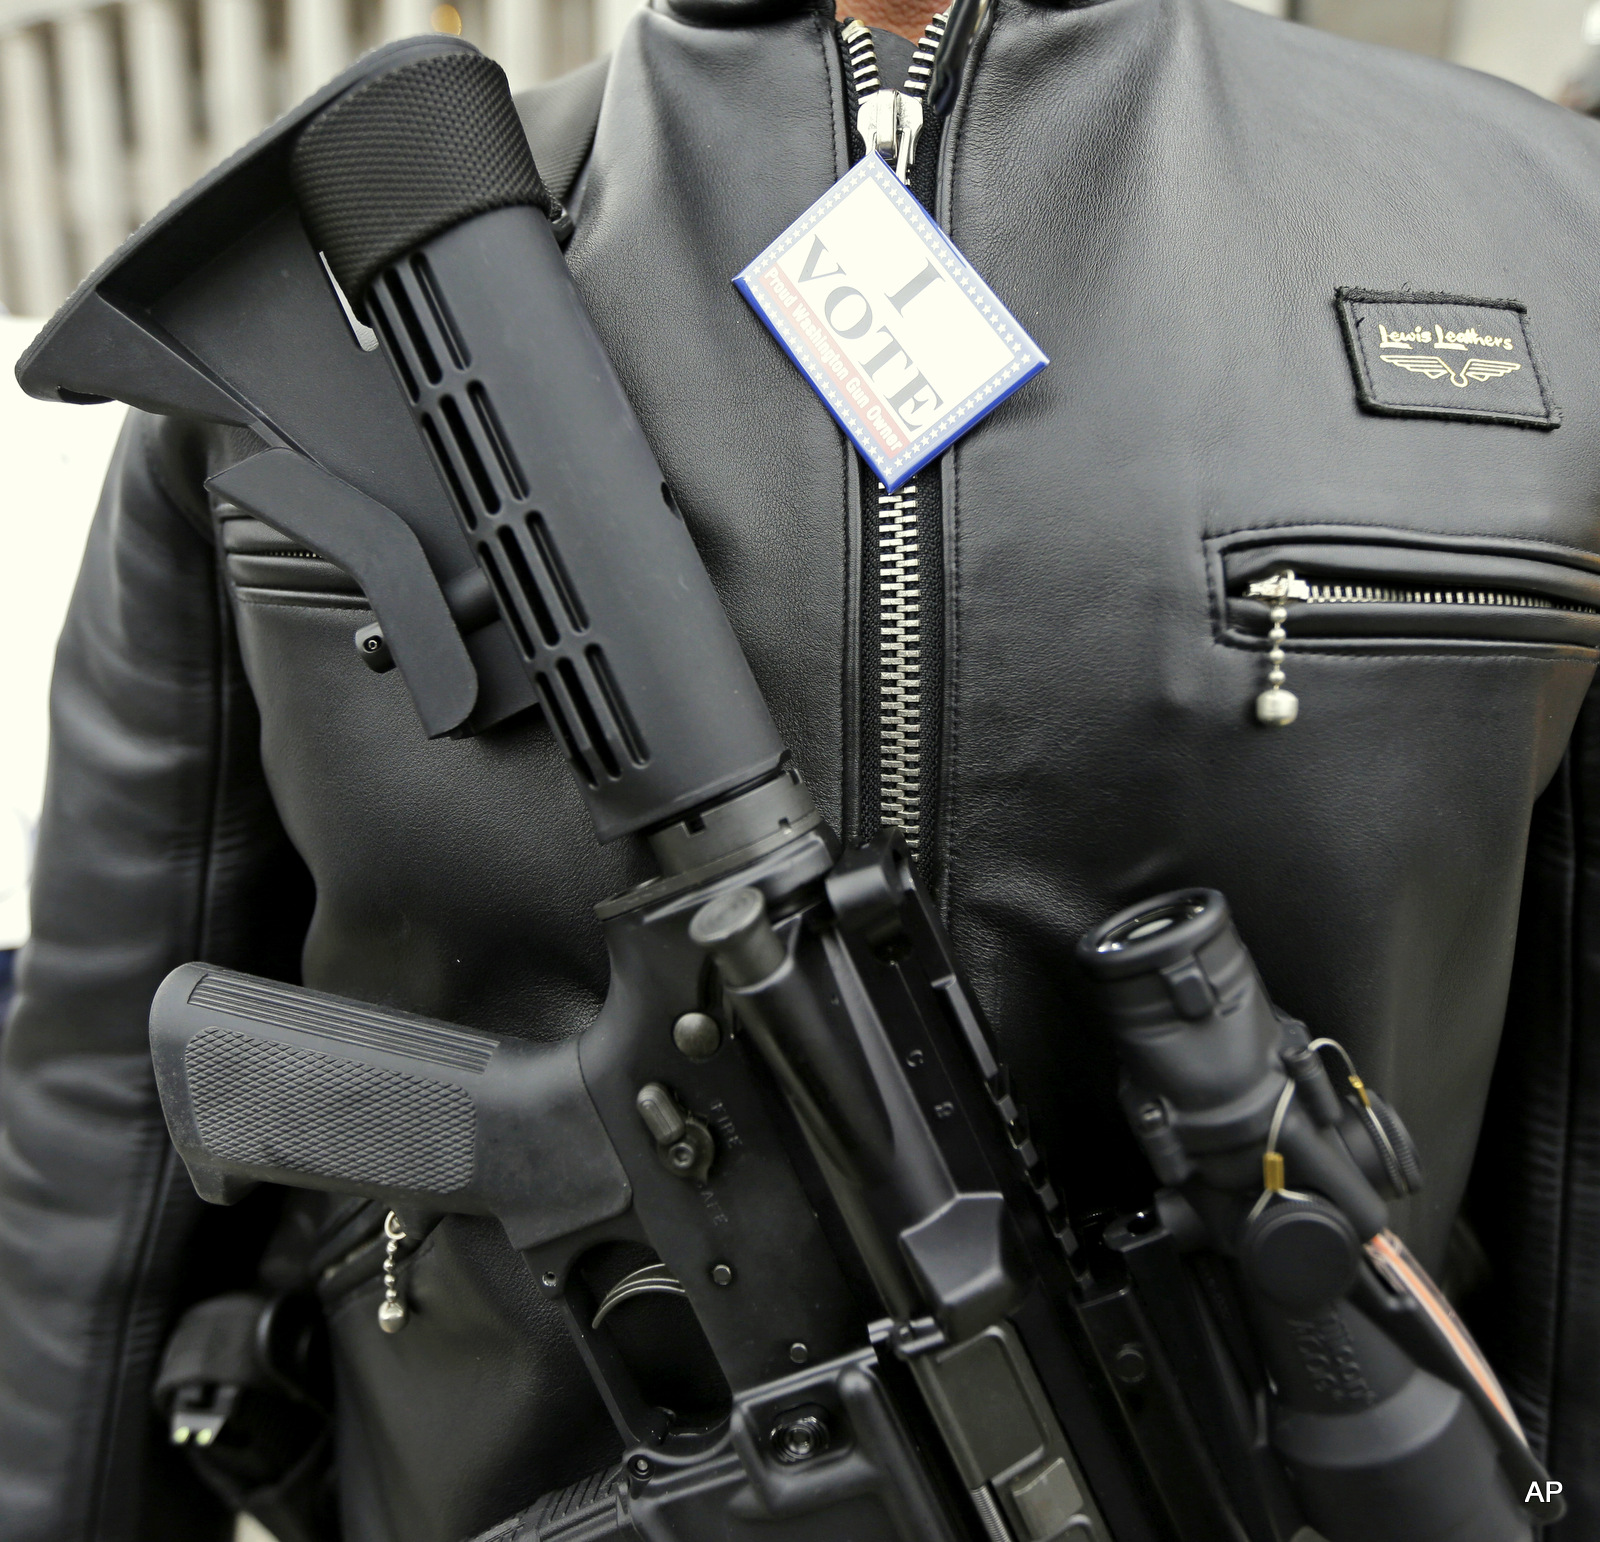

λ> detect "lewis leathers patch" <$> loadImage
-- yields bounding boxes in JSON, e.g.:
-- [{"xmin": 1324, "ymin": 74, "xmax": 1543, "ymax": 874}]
[
  {"xmin": 734, "ymin": 153, "xmax": 1048, "ymax": 490},
  {"xmin": 1336, "ymin": 289, "xmax": 1558, "ymax": 428}
]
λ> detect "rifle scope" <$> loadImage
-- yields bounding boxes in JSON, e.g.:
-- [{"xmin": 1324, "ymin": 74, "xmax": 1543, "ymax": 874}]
[{"xmin": 1079, "ymin": 889, "xmax": 1553, "ymax": 1542}]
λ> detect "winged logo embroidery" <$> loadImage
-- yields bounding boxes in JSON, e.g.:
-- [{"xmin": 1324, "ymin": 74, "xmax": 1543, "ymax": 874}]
[{"xmin": 1383, "ymin": 354, "xmax": 1522, "ymax": 389}]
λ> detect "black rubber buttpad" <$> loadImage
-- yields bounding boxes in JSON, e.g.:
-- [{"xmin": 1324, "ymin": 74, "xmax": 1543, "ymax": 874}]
[{"xmin": 292, "ymin": 48, "xmax": 556, "ymax": 304}]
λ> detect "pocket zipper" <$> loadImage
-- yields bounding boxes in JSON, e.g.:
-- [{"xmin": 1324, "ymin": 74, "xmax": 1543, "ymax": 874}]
[
  {"xmin": 1246, "ymin": 574, "xmax": 1590, "ymax": 614},
  {"xmin": 221, "ymin": 511, "xmax": 366, "ymax": 607},
  {"xmin": 1240, "ymin": 556, "xmax": 1600, "ymax": 726}
]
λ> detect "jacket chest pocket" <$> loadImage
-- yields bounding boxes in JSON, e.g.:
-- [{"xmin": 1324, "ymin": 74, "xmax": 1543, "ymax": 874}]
[
  {"xmin": 1212, "ymin": 528, "xmax": 1600, "ymax": 655},
  {"xmin": 220, "ymin": 509, "xmax": 368, "ymax": 610}
]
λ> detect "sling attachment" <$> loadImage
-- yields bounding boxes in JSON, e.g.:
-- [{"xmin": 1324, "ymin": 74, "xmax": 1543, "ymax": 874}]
[
  {"xmin": 155, "ymin": 1291, "xmax": 337, "ymax": 1542},
  {"xmin": 159, "ymin": 1293, "xmax": 262, "ymax": 1449}
]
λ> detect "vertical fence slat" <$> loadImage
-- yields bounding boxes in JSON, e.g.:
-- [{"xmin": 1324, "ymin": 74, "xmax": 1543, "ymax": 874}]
[
  {"xmin": 59, "ymin": 6, "xmax": 128, "ymax": 278},
  {"xmin": 125, "ymin": 0, "xmax": 191, "ymax": 221},
  {"xmin": 383, "ymin": 0, "xmax": 434, "ymax": 42},
  {"xmin": 488, "ymin": 0, "xmax": 545, "ymax": 90},
  {"xmin": 550, "ymin": 0, "xmax": 590, "ymax": 74},
  {"xmin": 0, "ymin": 0, "xmax": 609, "ymax": 318},
  {"xmin": 288, "ymin": 0, "xmax": 349, "ymax": 101},
  {"xmin": 1, "ymin": 28, "xmax": 70, "ymax": 315},
  {"xmin": 202, "ymin": 0, "xmax": 268, "ymax": 162}
]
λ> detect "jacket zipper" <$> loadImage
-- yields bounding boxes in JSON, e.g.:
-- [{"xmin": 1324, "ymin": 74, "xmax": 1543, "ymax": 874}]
[{"xmin": 841, "ymin": 14, "xmax": 947, "ymax": 855}]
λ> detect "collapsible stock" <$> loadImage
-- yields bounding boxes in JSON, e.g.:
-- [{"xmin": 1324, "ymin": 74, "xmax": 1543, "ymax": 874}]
[{"xmin": 288, "ymin": 45, "xmax": 786, "ymax": 841}]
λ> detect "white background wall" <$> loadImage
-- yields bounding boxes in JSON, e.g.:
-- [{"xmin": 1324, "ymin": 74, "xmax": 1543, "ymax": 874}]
[
  {"xmin": 1453, "ymin": 0, "xmax": 1594, "ymax": 98},
  {"xmin": 1233, "ymin": 0, "xmax": 1598, "ymax": 98}
]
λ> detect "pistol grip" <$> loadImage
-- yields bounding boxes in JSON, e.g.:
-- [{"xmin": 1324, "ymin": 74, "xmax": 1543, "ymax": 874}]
[{"xmin": 149, "ymin": 963, "xmax": 630, "ymax": 1249}]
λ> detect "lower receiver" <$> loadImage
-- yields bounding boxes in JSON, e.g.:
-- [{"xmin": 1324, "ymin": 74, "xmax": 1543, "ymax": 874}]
[{"xmin": 152, "ymin": 808, "xmax": 1160, "ymax": 1542}]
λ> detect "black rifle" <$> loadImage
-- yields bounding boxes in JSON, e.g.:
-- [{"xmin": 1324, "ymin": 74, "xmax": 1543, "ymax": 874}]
[{"xmin": 17, "ymin": 36, "xmax": 1552, "ymax": 1542}]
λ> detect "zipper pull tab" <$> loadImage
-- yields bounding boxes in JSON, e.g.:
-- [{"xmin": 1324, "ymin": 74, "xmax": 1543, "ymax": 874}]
[
  {"xmin": 1245, "ymin": 570, "xmax": 1310, "ymax": 727},
  {"xmin": 859, "ymin": 90, "xmax": 897, "ymax": 161},
  {"xmin": 892, "ymin": 94, "xmax": 923, "ymax": 182},
  {"xmin": 858, "ymin": 90, "xmax": 925, "ymax": 183}
]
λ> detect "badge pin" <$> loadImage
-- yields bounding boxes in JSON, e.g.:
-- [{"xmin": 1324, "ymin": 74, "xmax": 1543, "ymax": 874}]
[{"xmin": 734, "ymin": 153, "xmax": 1048, "ymax": 490}]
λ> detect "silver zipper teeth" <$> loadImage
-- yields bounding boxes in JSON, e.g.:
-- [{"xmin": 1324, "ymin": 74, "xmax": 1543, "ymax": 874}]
[
  {"xmin": 902, "ymin": 13, "xmax": 946, "ymax": 100},
  {"xmin": 1295, "ymin": 583, "xmax": 1595, "ymax": 613},
  {"xmin": 837, "ymin": 15, "xmax": 1075, "ymax": 1285},
  {"xmin": 880, "ymin": 484, "xmax": 923, "ymax": 848},
  {"xmin": 842, "ymin": 18, "xmax": 879, "ymax": 94},
  {"xmin": 840, "ymin": 12, "xmax": 948, "ymax": 853}
]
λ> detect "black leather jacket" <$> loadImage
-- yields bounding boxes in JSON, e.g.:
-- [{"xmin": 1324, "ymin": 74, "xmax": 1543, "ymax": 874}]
[{"xmin": 6, "ymin": 1, "xmax": 1600, "ymax": 1537}]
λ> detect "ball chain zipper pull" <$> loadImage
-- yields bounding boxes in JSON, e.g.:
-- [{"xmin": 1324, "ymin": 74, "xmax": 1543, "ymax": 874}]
[
  {"xmin": 1245, "ymin": 569, "xmax": 1310, "ymax": 726},
  {"xmin": 377, "ymin": 1211, "xmax": 408, "ymax": 1333}
]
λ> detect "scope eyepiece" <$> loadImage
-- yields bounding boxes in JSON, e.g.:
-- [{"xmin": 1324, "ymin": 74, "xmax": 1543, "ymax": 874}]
[
  {"xmin": 1075, "ymin": 891, "xmax": 1281, "ymax": 1133},
  {"xmin": 1077, "ymin": 888, "xmax": 1227, "ymax": 980}
]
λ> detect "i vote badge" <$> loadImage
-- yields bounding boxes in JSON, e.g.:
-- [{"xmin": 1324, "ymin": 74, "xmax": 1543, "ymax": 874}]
[{"xmin": 734, "ymin": 153, "xmax": 1048, "ymax": 491}]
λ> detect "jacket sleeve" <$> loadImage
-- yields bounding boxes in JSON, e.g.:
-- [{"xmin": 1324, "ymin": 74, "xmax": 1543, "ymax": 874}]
[
  {"xmin": 0, "ymin": 410, "xmax": 314, "ymax": 1542},
  {"xmin": 1468, "ymin": 674, "xmax": 1600, "ymax": 1535}
]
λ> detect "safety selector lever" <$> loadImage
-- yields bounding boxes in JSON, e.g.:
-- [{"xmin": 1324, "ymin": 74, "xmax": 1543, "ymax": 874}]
[{"xmin": 635, "ymin": 1083, "xmax": 715, "ymax": 1183}]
